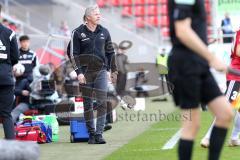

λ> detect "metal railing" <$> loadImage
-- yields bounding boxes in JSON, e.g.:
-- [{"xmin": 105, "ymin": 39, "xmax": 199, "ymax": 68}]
[{"xmin": 0, "ymin": 0, "xmax": 54, "ymax": 33}]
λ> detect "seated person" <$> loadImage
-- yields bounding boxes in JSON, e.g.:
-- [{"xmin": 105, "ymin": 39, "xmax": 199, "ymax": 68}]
[
  {"xmin": 134, "ymin": 68, "xmax": 149, "ymax": 97},
  {"xmin": 11, "ymin": 73, "xmax": 31, "ymax": 123},
  {"xmin": 11, "ymin": 65, "xmax": 58, "ymax": 123}
]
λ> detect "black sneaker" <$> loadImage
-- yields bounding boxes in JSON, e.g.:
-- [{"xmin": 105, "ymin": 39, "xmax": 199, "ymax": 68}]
[
  {"xmin": 88, "ymin": 134, "xmax": 96, "ymax": 144},
  {"xmin": 104, "ymin": 124, "xmax": 112, "ymax": 132},
  {"xmin": 95, "ymin": 134, "xmax": 106, "ymax": 144}
]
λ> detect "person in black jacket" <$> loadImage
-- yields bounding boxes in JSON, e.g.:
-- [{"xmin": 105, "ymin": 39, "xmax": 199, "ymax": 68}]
[
  {"xmin": 0, "ymin": 4, "xmax": 19, "ymax": 139},
  {"xmin": 11, "ymin": 35, "xmax": 37, "ymax": 123},
  {"xmin": 68, "ymin": 4, "xmax": 117, "ymax": 144},
  {"xmin": 17, "ymin": 35, "xmax": 38, "ymax": 83},
  {"xmin": 11, "ymin": 78, "xmax": 31, "ymax": 123}
]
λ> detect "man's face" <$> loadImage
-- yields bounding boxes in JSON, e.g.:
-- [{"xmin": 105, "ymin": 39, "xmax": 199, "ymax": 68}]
[
  {"xmin": 20, "ymin": 40, "xmax": 30, "ymax": 51},
  {"xmin": 87, "ymin": 9, "xmax": 101, "ymax": 25}
]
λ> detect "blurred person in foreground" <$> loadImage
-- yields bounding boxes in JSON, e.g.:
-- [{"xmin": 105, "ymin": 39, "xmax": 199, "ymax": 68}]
[
  {"xmin": 0, "ymin": 4, "xmax": 19, "ymax": 139},
  {"xmin": 168, "ymin": 1, "xmax": 233, "ymax": 160},
  {"xmin": 68, "ymin": 4, "xmax": 117, "ymax": 144}
]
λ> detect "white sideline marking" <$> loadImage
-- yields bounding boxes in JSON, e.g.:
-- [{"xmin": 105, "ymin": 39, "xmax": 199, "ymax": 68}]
[
  {"xmin": 150, "ymin": 128, "xmax": 178, "ymax": 132},
  {"xmin": 127, "ymin": 148, "xmax": 161, "ymax": 152},
  {"xmin": 162, "ymin": 129, "xmax": 182, "ymax": 150}
]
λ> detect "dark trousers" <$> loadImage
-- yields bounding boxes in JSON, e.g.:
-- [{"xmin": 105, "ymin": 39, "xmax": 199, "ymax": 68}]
[
  {"xmin": 81, "ymin": 70, "xmax": 108, "ymax": 135},
  {"xmin": 160, "ymin": 74, "xmax": 171, "ymax": 95},
  {"xmin": 116, "ymin": 72, "xmax": 127, "ymax": 96},
  {"xmin": 0, "ymin": 86, "xmax": 15, "ymax": 139},
  {"xmin": 223, "ymin": 37, "xmax": 233, "ymax": 43}
]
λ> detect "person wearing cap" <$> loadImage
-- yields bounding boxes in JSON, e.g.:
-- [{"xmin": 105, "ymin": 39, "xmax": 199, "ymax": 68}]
[
  {"xmin": 30, "ymin": 64, "xmax": 58, "ymax": 101},
  {"xmin": 68, "ymin": 4, "xmax": 117, "ymax": 144}
]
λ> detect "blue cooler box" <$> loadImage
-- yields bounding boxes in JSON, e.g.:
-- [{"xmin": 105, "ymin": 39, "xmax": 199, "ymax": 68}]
[{"xmin": 70, "ymin": 118, "xmax": 89, "ymax": 143}]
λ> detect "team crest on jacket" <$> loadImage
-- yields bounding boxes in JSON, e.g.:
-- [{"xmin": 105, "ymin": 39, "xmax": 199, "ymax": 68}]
[
  {"xmin": 0, "ymin": 40, "xmax": 6, "ymax": 51},
  {"xmin": 23, "ymin": 54, "xmax": 27, "ymax": 59},
  {"xmin": 81, "ymin": 33, "xmax": 86, "ymax": 38}
]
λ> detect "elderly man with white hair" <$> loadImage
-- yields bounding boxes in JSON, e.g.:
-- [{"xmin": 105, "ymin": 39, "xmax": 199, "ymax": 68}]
[{"xmin": 68, "ymin": 4, "xmax": 117, "ymax": 144}]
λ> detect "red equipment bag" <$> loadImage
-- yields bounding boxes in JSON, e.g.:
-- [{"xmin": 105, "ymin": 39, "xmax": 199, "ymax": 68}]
[
  {"xmin": 15, "ymin": 125, "xmax": 47, "ymax": 144},
  {"xmin": 24, "ymin": 109, "xmax": 39, "ymax": 116}
]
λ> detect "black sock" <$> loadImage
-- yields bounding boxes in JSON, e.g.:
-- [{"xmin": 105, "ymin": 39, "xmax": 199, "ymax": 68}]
[
  {"xmin": 208, "ymin": 126, "xmax": 228, "ymax": 160},
  {"xmin": 178, "ymin": 139, "xmax": 194, "ymax": 160}
]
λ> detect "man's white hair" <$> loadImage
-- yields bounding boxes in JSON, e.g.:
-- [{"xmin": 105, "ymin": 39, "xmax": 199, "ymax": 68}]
[{"xmin": 83, "ymin": 4, "xmax": 99, "ymax": 21}]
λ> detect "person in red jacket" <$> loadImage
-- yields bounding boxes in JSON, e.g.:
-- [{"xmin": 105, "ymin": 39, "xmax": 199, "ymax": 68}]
[{"xmin": 201, "ymin": 29, "xmax": 240, "ymax": 147}]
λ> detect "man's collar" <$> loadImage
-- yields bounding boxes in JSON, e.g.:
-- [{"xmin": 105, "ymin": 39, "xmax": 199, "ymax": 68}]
[
  {"xmin": 84, "ymin": 24, "xmax": 101, "ymax": 33},
  {"xmin": 20, "ymin": 48, "xmax": 30, "ymax": 53}
]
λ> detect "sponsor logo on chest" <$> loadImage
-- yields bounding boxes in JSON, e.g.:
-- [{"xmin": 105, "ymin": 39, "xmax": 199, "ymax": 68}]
[
  {"xmin": 0, "ymin": 40, "xmax": 6, "ymax": 51},
  {"xmin": 19, "ymin": 60, "xmax": 33, "ymax": 64},
  {"xmin": 100, "ymin": 33, "xmax": 105, "ymax": 40}
]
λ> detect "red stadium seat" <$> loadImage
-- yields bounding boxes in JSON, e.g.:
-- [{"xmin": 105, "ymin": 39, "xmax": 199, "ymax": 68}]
[
  {"xmin": 122, "ymin": 0, "xmax": 132, "ymax": 6},
  {"xmin": 147, "ymin": 5, "xmax": 158, "ymax": 16},
  {"xmin": 147, "ymin": 0, "xmax": 158, "ymax": 5},
  {"xmin": 147, "ymin": 16, "xmax": 159, "ymax": 27},
  {"xmin": 97, "ymin": 0, "xmax": 108, "ymax": 8},
  {"xmin": 207, "ymin": 15, "xmax": 212, "ymax": 25},
  {"xmin": 207, "ymin": 27, "xmax": 213, "ymax": 37},
  {"xmin": 160, "ymin": 0, "xmax": 168, "ymax": 4},
  {"xmin": 24, "ymin": 109, "xmax": 39, "ymax": 116},
  {"xmin": 135, "ymin": 6, "xmax": 145, "ymax": 16},
  {"xmin": 122, "ymin": 6, "xmax": 133, "ymax": 17},
  {"xmin": 161, "ymin": 27, "xmax": 170, "ymax": 37},
  {"xmin": 111, "ymin": 0, "xmax": 120, "ymax": 7},
  {"xmin": 205, "ymin": 2, "xmax": 211, "ymax": 13},
  {"xmin": 135, "ymin": 0, "xmax": 145, "ymax": 5},
  {"xmin": 160, "ymin": 4, "xmax": 168, "ymax": 15},
  {"xmin": 160, "ymin": 15, "xmax": 169, "ymax": 27},
  {"xmin": 205, "ymin": 0, "xmax": 211, "ymax": 4},
  {"xmin": 136, "ymin": 17, "xmax": 145, "ymax": 28}
]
